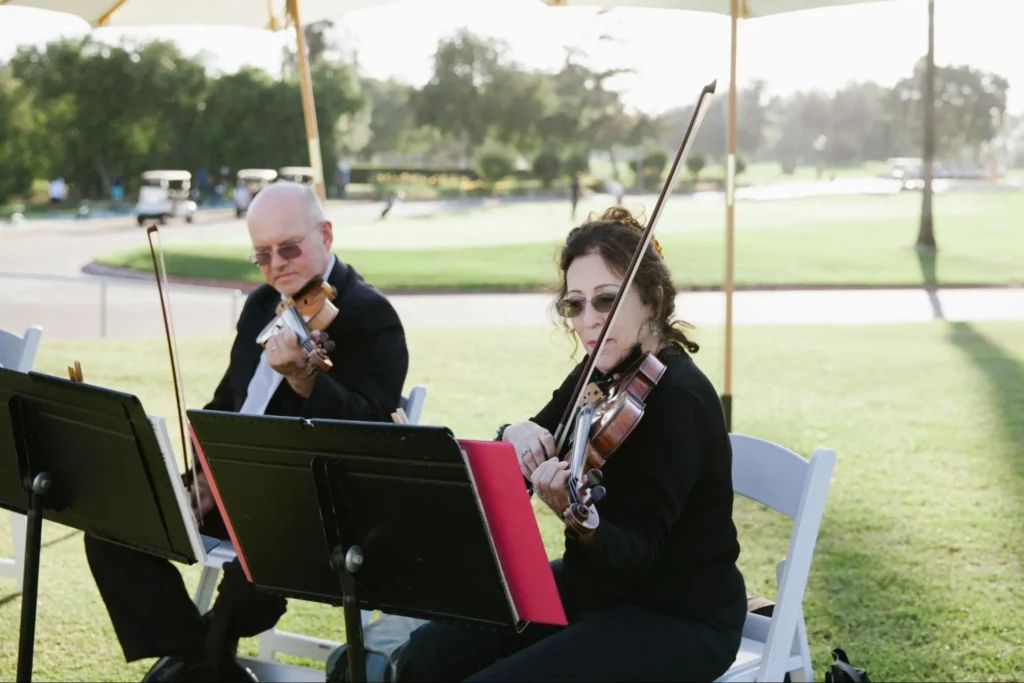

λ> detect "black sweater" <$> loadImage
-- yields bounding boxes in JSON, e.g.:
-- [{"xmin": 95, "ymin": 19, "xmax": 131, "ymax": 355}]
[{"xmin": 530, "ymin": 344, "xmax": 746, "ymax": 620}]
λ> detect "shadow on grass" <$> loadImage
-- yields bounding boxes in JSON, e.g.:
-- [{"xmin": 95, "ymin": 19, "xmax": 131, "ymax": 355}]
[
  {"xmin": 0, "ymin": 593, "xmax": 19, "ymax": 609},
  {"xmin": 916, "ymin": 247, "xmax": 944, "ymax": 319},
  {"xmin": 946, "ymin": 320, "xmax": 1024, "ymax": 504},
  {"xmin": 809, "ymin": 505, "xmax": 962, "ymax": 681}
]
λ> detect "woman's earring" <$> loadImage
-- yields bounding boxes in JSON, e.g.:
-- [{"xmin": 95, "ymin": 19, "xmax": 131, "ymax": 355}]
[{"xmin": 649, "ymin": 319, "xmax": 659, "ymax": 336}]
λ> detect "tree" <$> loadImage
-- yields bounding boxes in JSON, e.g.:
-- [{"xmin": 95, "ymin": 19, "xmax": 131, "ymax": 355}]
[
  {"xmin": 411, "ymin": 30, "xmax": 506, "ymax": 162},
  {"xmin": 0, "ymin": 66, "xmax": 38, "ymax": 203},
  {"xmin": 686, "ymin": 153, "xmax": 706, "ymax": 183},
  {"xmin": 532, "ymin": 149, "xmax": 560, "ymax": 188},
  {"xmin": 918, "ymin": 0, "xmax": 937, "ymax": 250}
]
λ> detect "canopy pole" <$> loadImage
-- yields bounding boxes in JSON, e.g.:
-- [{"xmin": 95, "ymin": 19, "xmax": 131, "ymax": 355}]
[
  {"xmin": 288, "ymin": 0, "xmax": 327, "ymax": 201},
  {"xmin": 722, "ymin": 0, "xmax": 738, "ymax": 431}
]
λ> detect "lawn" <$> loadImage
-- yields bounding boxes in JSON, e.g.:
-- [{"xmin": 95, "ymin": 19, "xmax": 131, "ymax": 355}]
[
  {"xmin": 2, "ymin": 321, "xmax": 1024, "ymax": 681},
  {"xmin": 95, "ymin": 190, "xmax": 1024, "ymax": 291}
]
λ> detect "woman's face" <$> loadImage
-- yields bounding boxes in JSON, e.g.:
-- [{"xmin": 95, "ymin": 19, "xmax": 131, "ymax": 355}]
[{"xmin": 563, "ymin": 251, "xmax": 657, "ymax": 374}]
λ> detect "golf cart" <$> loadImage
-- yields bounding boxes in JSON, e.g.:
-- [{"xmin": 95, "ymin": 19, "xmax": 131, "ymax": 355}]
[
  {"xmin": 277, "ymin": 166, "xmax": 315, "ymax": 186},
  {"xmin": 135, "ymin": 170, "xmax": 197, "ymax": 226},
  {"xmin": 234, "ymin": 168, "xmax": 278, "ymax": 217}
]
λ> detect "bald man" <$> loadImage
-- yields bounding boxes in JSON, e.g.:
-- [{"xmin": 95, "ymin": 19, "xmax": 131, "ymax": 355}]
[{"xmin": 83, "ymin": 182, "xmax": 410, "ymax": 682}]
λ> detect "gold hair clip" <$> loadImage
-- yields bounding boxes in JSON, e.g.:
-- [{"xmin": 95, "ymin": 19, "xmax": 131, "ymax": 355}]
[{"xmin": 652, "ymin": 238, "xmax": 664, "ymax": 258}]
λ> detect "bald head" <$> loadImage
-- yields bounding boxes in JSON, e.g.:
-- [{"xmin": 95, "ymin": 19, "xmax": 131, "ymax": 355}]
[{"xmin": 247, "ymin": 181, "xmax": 334, "ymax": 296}]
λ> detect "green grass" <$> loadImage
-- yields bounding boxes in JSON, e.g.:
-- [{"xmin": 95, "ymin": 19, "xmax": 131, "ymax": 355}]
[
  {"xmin": 96, "ymin": 191, "xmax": 1024, "ymax": 290},
  {"xmin": 3, "ymin": 321, "xmax": 1024, "ymax": 681}
]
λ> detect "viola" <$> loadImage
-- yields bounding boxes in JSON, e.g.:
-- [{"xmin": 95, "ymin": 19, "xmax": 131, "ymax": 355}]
[{"xmin": 558, "ymin": 80, "xmax": 718, "ymax": 538}]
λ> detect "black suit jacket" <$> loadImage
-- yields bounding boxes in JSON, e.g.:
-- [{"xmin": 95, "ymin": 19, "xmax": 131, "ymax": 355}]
[{"xmin": 203, "ymin": 259, "xmax": 409, "ymax": 423}]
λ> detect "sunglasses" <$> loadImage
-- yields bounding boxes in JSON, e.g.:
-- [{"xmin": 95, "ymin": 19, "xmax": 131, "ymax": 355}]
[
  {"xmin": 250, "ymin": 241, "xmax": 304, "ymax": 266},
  {"xmin": 556, "ymin": 292, "xmax": 618, "ymax": 319}
]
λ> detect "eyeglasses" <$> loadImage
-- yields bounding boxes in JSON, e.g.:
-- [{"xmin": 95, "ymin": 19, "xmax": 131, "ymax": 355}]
[
  {"xmin": 250, "ymin": 240, "xmax": 304, "ymax": 266},
  {"xmin": 556, "ymin": 292, "xmax": 618, "ymax": 319}
]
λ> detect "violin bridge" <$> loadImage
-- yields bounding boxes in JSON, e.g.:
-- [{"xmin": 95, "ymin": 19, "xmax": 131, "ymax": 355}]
[{"xmin": 579, "ymin": 382, "xmax": 605, "ymax": 407}]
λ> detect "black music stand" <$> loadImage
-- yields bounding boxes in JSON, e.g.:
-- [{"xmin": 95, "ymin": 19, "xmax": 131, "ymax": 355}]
[
  {"xmin": 188, "ymin": 409, "xmax": 543, "ymax": 683},
  {"xmin": 0, "ymin": 368, "xmax": 214, "ymax": 683}
]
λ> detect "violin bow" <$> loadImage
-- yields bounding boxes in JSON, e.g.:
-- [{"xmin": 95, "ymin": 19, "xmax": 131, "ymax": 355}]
[
  {"xmin": 146, "ymin": 225, "xmax": 200, "ymax": 523},
  {"xmin": 553, "ymin": 79, "xmax": 718, "ymax": 453}
]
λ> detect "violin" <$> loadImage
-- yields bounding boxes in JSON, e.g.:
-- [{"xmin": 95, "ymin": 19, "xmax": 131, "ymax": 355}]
[
  {"xmin": 557, "ymin": 80, "xmax": 719, "ymax": 538},
  {"xmin": 255, "ymin": 274, "xmax": 338, "ymax": 372}
]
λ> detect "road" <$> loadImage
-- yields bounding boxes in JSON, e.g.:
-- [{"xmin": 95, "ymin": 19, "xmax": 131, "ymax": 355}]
[{"xmin": 2, "ymin": 190, "xmax": 1022, "ymax": 339}]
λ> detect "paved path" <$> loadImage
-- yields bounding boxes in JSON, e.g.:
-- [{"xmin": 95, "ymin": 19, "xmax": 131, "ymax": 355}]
[{"xmin": 2, "ymin": 272, "xmax": 1020, "ymax": 340}]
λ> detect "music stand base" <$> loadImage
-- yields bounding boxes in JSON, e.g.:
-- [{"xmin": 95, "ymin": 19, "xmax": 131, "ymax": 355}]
[{"xmin": 17, "ymin": 472, "xmax": 51, "ymax": 683}]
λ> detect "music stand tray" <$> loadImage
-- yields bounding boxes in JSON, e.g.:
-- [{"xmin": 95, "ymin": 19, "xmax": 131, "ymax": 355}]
[
  {"xmin": 187, "ymin": 409, "xmax": 566, "ymax": 683},
  {"xmin": 0, "ymin": 368, "xmax": 215, "ymax": 682}
]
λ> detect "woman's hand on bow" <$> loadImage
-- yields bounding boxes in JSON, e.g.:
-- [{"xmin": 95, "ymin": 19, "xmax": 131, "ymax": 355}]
[{"xmin": 501, "ymin": 420, "xmax": 557, "ymax": 479}]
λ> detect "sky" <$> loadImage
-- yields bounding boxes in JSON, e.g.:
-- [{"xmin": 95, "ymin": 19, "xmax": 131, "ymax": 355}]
[{"xmin": 0, "ymin": 0, "xmax": 1021, "ymax": 115}]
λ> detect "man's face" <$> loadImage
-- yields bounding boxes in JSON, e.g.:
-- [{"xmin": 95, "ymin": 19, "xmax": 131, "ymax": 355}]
[{"xmin": 247, "ymin": 198, "xmax": 333, "ymax": 297}]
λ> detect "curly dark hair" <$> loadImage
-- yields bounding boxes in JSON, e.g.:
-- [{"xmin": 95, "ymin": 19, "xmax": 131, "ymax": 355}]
[{"xmin": 553, "ymin": 205, "xmax": 699, "ymax": 356}]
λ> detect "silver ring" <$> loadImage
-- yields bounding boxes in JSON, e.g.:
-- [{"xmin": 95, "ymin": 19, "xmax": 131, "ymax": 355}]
[{"xmin": 519, "ymin": 447, "xmax": 532, "ymax": 458}]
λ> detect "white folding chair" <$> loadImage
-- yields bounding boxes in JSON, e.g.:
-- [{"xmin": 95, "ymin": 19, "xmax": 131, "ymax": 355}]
[
  {"xmin": 716, "ymin": 434, "xmax": 836, "ymax": 683},
  {"xmin": 0, "ymin": 325, "xmax": 43, "ymax": 595},
  {"xmin": 191, "ymin": 385, "xmax": 429, "ymax": 667}
]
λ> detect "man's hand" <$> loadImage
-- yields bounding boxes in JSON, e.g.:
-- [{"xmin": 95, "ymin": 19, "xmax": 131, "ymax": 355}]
[
  {"xmin": 190, "ymin": 472, "xmax": 215, "ymax": 521},
  {"xmin": 531, "ymin": 458, "xmax": 571, "ymax": 517},
  {"xmin": 266, "ymin": 328, "xmax": 316, "ymax": 397},
  {"xmin": 502, "ymin": 421, "xmax": 558, "ymax": 480}
]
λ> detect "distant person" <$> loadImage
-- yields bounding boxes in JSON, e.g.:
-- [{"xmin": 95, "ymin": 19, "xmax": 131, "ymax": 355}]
[
  {"xmin": 110, "ymin": 176, "xmax": 124, "ymax": 206},
  {"xmin": 570, "ymin": 172, "xmax": 581, "ymax": 220},
  {"xmin": 48, "ymin": 176, "xmax": 67, "ymax": 205},
  {"xmin": 606, "ymin": 179, "xmax": 624, "ymax": 206},
  {"xmin": 380, "ymin": 190, "xmax": 405, "ymax": 220}
]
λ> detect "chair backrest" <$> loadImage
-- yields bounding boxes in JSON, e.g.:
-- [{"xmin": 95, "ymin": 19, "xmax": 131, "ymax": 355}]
[
  {"xmin": 400, "ymin": 384, "xmax": 428, "ymax": 425},
  {"xmin": 730, "ymin": 434, "xmax": 836, "ymax": 682},
  {"xmin": 0, "ymin": 325, "xmax": 43, "ymax": 373}
]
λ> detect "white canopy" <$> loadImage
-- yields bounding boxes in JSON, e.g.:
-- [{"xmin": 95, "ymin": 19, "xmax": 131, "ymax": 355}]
[
  {"xmin": 0, "ymin": 0, "xmax": 390, "ymax": 28},
  {"xmin": 542, "ymin": 0, "xmax": 891, "ymax": 18}
]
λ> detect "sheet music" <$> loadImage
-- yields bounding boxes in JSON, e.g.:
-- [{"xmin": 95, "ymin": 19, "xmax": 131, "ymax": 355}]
[{"xmin": 148, "ymin": 415, "xmax": 207, "ymax": 563}]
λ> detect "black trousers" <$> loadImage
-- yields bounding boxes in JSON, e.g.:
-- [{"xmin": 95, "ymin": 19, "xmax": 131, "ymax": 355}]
[
  {"xmin": 83, "ymin": 509, "xmax": 287, "ymax": 663},
  {"xmin": 393, "ymin": 560, "xmax": 745, "ymax": 682}
]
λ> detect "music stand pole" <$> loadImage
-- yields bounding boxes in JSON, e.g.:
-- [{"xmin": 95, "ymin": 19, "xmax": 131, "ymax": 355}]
[
  {"xmin": 330, "ymin": 545, "xmax": 368, "ymax": 683},
  {"xmin": 16, "ymin": 471, "xmax": 49, "ymax": 683}
]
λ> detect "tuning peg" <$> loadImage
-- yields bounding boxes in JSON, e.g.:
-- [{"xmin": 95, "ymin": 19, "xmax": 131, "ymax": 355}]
[
  {"xmin": 586, "ymin": 485, "xmax": 606, "ymax": 506},
  {"xmin": 585, "ymin": 469, "xmax": 604, "ymax": 488}
]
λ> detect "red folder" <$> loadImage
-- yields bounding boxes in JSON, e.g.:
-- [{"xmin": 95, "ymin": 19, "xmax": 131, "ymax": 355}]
[
  {"xmin": 188, "ymin": 423, "xmax": 254, "ymax": 582},
  {"xmin": 459, "ymin": 439, "xmax": 569, "ymax": 627}
]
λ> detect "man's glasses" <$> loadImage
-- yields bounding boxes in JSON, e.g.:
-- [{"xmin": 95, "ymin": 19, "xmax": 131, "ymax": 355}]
[
  {"xmin": 250, "ymin": 241, "xmax": 303, "ymax": 266},
  {"xmin": 555, "ymin": 292, "xmax": 618, "ymax": 319}
]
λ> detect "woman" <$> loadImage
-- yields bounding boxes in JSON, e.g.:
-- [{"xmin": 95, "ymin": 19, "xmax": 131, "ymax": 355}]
[{"xmin": 395, "ymin": 206, "xmax": 746, "ymax": 682}]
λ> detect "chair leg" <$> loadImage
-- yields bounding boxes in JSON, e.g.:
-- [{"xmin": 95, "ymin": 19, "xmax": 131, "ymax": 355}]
[
  {"xmin": 193, "ymin": 566, "xmax": 220, "ymax": 614},
  {"xmin": 11, "ymin": 511, "xmax": 26, "ymax": 594},
  {"xmin": 789, "ymin": 612, "xmax": 813, "ymax": 682}
]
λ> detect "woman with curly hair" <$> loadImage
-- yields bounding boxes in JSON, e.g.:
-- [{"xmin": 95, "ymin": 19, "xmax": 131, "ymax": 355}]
[{"xmin": 394, "ymin": 206, "xmax": 746, "ymax": 682}]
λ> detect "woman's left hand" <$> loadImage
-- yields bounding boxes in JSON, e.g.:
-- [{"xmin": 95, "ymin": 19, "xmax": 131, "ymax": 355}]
[{"xmin": 531, "ymin": 458, "xmax": 571, "ymax": 517}]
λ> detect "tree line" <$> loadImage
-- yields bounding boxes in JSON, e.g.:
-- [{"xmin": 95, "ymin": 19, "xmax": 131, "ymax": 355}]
[{"xmin": 0, "ymin": 23, "xmax": 1016, "ymax": 204}]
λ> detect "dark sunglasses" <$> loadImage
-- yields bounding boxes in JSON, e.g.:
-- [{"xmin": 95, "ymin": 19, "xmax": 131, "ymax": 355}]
[
  {"xmin": 250, "ymin": 241, "xmax": 303, "ymax": 266},
  {"xmin": 556, "ymin": 292, "xmax": 618, "ymax": 319}
]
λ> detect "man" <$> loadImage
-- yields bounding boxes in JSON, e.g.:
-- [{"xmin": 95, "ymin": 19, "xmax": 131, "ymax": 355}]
[{"xmin": 83, "ymin": 182, "xmax": 410, "ymax": 682}]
